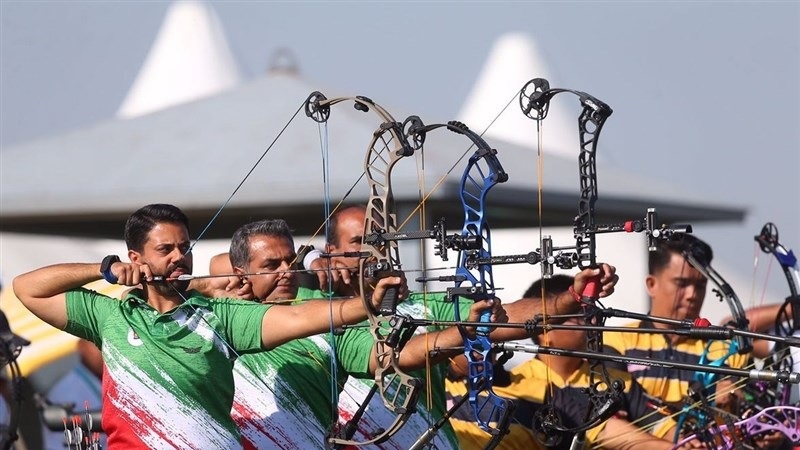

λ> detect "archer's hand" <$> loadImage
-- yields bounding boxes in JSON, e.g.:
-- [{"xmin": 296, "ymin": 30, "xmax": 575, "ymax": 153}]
[
  {"xmin": 308, "ymin": 257, "xmax": 352, "ymax": 293},
  {"xmin": 109, "ymin": 262, "xmax": 153, "ymax": 286},
  {"xmin": 464, "ymin": 298, "xmax": 507, "ymax": 339},
  {"xmin": 189, "ymin": 276, "xmax": 255, "ymax": 300},
  {"xmin": 368, "ymin": 271, "xmax": 408, "ymax": 311},
  {"xmin": 573, "ymin": 263, "xmax": 618, "ymax": 299}
]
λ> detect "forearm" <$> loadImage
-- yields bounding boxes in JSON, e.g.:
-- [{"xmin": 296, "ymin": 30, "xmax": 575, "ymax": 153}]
[
  {"xmin": 495, "ymin": 292, "xmax": 575, "ymax": 341},
  {"xmin": 262, "ymin": 296, "xmax": 367, "ymax": 349},
  {"xmin": 743, "ymin": 303, "xmax": 782, "ymax": 332},
  {"xmin": 389, "ymin": 327, "xmax": 464, "ymax": 372},
  {"xmin": 14, "ymin": 263, "xmax": 100, "ymax": 301},
  {"xmin": 11, "ymin": 263, "xmax": 95, "ymax": 329}
]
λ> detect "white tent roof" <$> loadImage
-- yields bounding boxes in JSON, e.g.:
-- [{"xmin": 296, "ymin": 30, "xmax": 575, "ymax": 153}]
[
  {"xmin": 0, "ymin": 71, "xmax": 745, "ymax": 238},
  {"xmin": 116, "ymin": 0, "xmax": 242, "ymax": 118}
]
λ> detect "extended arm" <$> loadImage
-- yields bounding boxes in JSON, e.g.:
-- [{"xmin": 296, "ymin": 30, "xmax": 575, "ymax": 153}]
[
  {"xmin": 261, "ymin": 274, "xmax": 406, "ymax": 349},
  {"xmin": 492, "ymin": 264, "xmax": 618, "ymax": 342},
  {"xmin": 598, "ymin": 417, "xmax": 684, "ymax": 450},
  {"xmin": 369, "ymin": 298, "xmax": 506, "ymax": 373}
]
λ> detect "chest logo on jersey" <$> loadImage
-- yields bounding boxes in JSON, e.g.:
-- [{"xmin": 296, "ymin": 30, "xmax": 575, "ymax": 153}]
[{"xmin": 127, "ymin": 328, "xmax": 143, "ymax": 347}]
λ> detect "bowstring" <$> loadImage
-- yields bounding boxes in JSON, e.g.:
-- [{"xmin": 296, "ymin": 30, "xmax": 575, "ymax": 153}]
[
  {"xmin": 533, "ymin": 93, "xmax": 555, "ymax": 410},
  {"xmin": 395, "ymin": 92, "xmax": 519, "ymax": 230},
  {"xmin": 411, "ymin": 127, "xmax": 437, "ymax": 419},
  {"xmin": 189, "ymin": 100, "xmax": 306, "ymax": 254},
  {"xmin": 316, "ymin": 119, "xmax": 342, "ymax": 431}
]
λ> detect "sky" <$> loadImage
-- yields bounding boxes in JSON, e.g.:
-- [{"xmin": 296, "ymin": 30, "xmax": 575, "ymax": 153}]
[{"xmin": 1, "ymin": 1, "xmax": 799, "ymax": 307}]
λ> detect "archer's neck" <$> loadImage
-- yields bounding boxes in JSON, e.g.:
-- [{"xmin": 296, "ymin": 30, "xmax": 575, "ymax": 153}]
[{"xmin": 143, "ymin": 285, "xmax": 185, "ymax": 313}]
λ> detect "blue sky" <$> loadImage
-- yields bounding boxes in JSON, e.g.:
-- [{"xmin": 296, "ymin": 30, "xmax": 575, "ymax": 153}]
[{"xmin": 1, "ymin": 1, "xmax": 798, "ymax": 300}]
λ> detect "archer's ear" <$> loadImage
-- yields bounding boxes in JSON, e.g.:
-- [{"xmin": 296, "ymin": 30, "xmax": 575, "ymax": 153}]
[
  {"xmin": 645, "ymin": 275, "xmax": 657, "ymax": 297},
  {"xmin": 231, "ymin": 266, "xmax": 248, "ymax": 287},
  {"xmin": 128, "ymin": 249, "xmax": 140, "ymax": 264}
]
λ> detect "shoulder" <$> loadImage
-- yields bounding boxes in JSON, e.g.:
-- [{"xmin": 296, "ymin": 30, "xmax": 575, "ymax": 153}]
[
  {"xmin": 508, "ymin": 358, "xmax": 548, "ymax": 379},
  {"xmin": 190, "ymin": 293, "xmax": 271, "ymax": 317},
  {"xmin": 66, "ymin": 287, "xmax": 115, "ymax": 302},
  {"xmin": 66, "ymin": 287, "xmax": 122, "ymax": 316}
]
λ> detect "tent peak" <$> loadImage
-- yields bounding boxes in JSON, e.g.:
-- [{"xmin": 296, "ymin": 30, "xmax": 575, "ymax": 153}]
[{"xmin": 116, "ymin": 0, "xmax": 242, "ymax": 118}]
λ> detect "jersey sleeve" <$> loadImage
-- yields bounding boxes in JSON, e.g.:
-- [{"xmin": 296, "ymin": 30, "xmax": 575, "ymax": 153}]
[
  {"xmin": 335, "ymin": 327, "xmax": 374, "ymax": 378},
  {"xmin": 213, "ymin": 298, "xmax": 271, "ymax": 354},
  {"xmin": 65, "ymin": 288, "xmax": 118, "ymax": 345}
]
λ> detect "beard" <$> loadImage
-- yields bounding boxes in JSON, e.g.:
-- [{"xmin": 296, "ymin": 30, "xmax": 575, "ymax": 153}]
[
  {"xmin": 153, "ymin": 262, "xmax": 192, "ymax": 295},
  {"xmin": 150, "ymin": 278, "xmax": 191, "ymax": 296}
]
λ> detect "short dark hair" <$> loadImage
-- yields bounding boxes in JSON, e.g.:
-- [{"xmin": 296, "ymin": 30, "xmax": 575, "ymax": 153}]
[
  {"xmin": 648, "ymin": 234, "xmax": 713, "ymax": 275},
  {"xmin": 523, "ymin": 274, "xmax": 574, "ymax": 298},
  {"xmin": 124, "ymin": 204, "xmax": 190, "ymax": 252},
  {"xmin": 327, "ymin": 205, "xmax": 365, "ymax": 247},
  {"xmin": 229, "ymin": 219, "xmax": 295, "ymax": 269}
]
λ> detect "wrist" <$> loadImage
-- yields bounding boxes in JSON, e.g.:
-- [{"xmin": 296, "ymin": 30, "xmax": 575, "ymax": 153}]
[
  {"xmin": 568, "ymin": 286, "xmax": 582, "ymax": 303},
  {"xmin": 100, "ymin": 255, "xmax": 120, "ymax": 284},
  {"xmin": 554, "ymin": 289, "xmax": 580, "ymax": 316}
]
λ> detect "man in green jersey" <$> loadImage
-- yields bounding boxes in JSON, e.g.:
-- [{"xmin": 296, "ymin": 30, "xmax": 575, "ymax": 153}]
[{"xmin": 12, "ymin": 204, "xmax": 405, "ymax": 450}]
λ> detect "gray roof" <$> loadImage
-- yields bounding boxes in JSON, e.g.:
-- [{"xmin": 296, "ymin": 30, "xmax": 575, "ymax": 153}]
[{"xmin": 0, "ymin": 73, "xmax": 745, "ymax": 239}]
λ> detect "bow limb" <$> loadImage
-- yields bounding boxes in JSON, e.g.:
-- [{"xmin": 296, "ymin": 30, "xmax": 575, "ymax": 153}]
[
  {"xmin": 672, "ymin": 405, "xmax": 800, "ymax": 450},
  {"xmin": 520, "ymin": 78, "xmax": 625, "ymax": 442},
  {"xmin": 438, "ymin": 120, "xmax": 514, "ymax": 442},
  {"xmin": 682, "ymin": 248, "xmax": 753, "ymax": 357},
  {"xmin": 321, "ymin": 93, "xmax": 424, "ymax": 447},
  {"xmin": 754, "ymin": 222, "xmax": 800, "ymax": 406},
  {"xmin": 677, "ymin": 242, "xmax": 753, "ymax": 433}
]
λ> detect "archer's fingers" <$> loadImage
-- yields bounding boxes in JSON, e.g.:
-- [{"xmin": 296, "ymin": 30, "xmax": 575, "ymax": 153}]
[
  {"xmin": 338, "ymin": 268, "xmax": 351, "ymax": 286},
  {"xmin": 315, "ymin": 271, "xmax": 329, "ymax": 291},
  {"xmin": 237, "ymin": 286, "xmax": 255, "ymax": 300},
  {"xmin": 224, "ymin": 276, "xmax": 241, "ymax": 291},
  {"xmin": 492, "ymin": 302, "xmax": 508, "ymax": 324}
]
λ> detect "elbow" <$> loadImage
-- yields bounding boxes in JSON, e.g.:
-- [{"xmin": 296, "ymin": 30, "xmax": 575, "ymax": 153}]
[{"xmin": 11, "ymin": 276, "xmax": 29, "ymax": 305}]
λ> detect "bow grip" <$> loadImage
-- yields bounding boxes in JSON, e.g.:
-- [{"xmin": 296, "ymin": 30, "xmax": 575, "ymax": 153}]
[
  {"xmin": 378, "ymin": 286, "xmax": 399, "ymax": 316},
  {"xmin": 581, "ymin": 275, "xmax": 601, "ymax": 300},
  {"xmin": 378, "ymin": 286, "xmax": 397, "ymax": 316},
  {"xmin": 365, "ymin": 260, "xmax": 400, "ymax": 316},
  {"xmin": 478, "ymin": 308, "xmax": 491, "ymax": 335}
]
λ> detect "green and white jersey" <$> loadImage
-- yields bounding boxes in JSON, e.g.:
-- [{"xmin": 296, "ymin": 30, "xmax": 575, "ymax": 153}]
[
  {"xmin": 231, "ymin": 289, "xmax": 466, "ymax": 450},
  {"xmin": 337, "ymin": 292, "xmax": 468, "ymax": 450},
  {"xmin": 232, "ymin": 287, "xmax": 373, "ymax": 449},
  {"xmin": 65, "ymin": 288, "xmax": 269, "ymax": 450}
]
